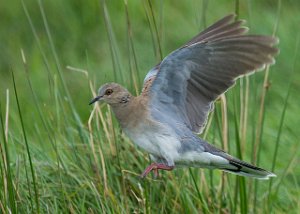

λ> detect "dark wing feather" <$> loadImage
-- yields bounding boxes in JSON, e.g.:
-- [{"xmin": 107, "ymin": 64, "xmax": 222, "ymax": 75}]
[{"xmin": 142, "ymin": 14, "xmax": 278, "ymax": 134}]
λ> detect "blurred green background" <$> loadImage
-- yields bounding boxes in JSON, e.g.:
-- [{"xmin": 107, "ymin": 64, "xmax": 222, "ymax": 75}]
[
  {"xmin": 1, "ymin": 0, "xmax": 300, "ymax": 136},
  {"xmin": 1, "ymin": 0, "xmax": 300, "ymax": 213}
]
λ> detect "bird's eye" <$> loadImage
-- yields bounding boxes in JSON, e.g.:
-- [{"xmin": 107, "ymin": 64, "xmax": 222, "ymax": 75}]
[{"xmin": 105, "ymin": 89, "xmax": 113, "ymax": 95}]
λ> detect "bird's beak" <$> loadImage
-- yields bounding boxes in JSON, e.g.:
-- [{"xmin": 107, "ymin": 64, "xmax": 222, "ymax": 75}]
[{"xmin": 89, "ymin": 95, "xmax": 102, "ymax": 105}]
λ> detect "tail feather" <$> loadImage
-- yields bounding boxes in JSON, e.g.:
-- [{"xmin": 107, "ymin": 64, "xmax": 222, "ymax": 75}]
[{"xmin": 220, "ymin": 157, "xmax": 276, "ymax": 180}]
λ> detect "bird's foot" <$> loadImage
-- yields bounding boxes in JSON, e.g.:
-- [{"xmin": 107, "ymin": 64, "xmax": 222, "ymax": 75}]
[{"xmin": 140, "ymin": 163, "xmax": 174, "ymax": 178}]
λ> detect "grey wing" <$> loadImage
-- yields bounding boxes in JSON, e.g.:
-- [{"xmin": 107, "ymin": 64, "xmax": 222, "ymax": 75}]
[{"xmin": 144, "ymin": 14, "xmax": 278, "ymax": 134}]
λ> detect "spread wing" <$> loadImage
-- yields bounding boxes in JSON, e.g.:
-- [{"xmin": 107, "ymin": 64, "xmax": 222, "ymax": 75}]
[{"xmin": 142, "ymin": 14, "xmax": 279, "ymax": 134}]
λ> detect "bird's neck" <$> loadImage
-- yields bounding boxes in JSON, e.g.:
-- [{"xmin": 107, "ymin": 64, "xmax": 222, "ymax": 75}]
[{"xmin": 110, "ymin": 96, "xmax": 147, "ymax": 129}]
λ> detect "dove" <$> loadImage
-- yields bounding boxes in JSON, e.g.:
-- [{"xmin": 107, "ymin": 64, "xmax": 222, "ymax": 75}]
[{"xmin": 90, "ymin": 14, "xmax": 278, "ymax": 179}]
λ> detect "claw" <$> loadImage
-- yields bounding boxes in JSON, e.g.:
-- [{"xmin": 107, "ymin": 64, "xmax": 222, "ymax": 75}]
[{"xmin": 140, "ymin": 163, "xmax": 174, "ymax": 178}]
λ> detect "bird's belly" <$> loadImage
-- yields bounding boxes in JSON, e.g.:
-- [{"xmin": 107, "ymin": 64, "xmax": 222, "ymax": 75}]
[{"xmin": 123, "ymin": 124, "xmax": 181, "ymax": 161}]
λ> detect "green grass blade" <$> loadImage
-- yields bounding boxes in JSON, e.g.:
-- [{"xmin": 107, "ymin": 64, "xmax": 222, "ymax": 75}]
[
  {"xmin": 188, "ymin": 168, "xmax": 209, "ymax": 213},
  {"xmin": 233, "ymin": 90, "xmax": 248, "ymax": 214},
  {"xmin": 143, "ymin": 0, "xmax": 163, "ymax": 61},
  {"xmin": 146, "ymin": 0, "xmax": 163, "ymax": 60},
  {"xmin": 124, "ymin": 0, "xmax": 141, "ymax": 95},
  {"xmin": 100, "ymin": 0, "xmax": 124, "ymax": 83},
  {"xmin": 0, "ymin": 102, "xmax": 17, "ymax": 214},
  {"xmin": 11, "ymin": 71, "xmax": 40, "ymax": 213},
  {"xmin": 37, "ymin": 0, "xmax": 86, "ymax": 143},
  {"xmin": 268, "ymin": 21, "xmax": 300, "ymax": 210},
  {"xmin": 235, "ymin": 0, "xmax": 240, "ymax": 19}
]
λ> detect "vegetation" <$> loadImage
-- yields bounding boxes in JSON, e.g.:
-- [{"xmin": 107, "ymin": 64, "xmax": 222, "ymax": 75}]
[{"xmin": 0, "ymin": 0, "xmax": 299, "ymax": 213}]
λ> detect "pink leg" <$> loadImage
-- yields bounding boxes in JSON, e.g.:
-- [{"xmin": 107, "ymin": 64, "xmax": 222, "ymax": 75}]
[{"xmin": 141, "ymin": 163, "xmax": 174, "ymax": 178}]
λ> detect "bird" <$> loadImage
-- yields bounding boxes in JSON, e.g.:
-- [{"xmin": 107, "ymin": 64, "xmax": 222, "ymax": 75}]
[{"xmin": 90, "ymin": 14, "xmax": 278, "ymax": 179}]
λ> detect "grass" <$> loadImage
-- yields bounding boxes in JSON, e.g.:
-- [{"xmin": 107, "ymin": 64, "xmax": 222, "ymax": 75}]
[{"xmin": 1, "ymin": 0, "xmax": 300, "ymax": 213}]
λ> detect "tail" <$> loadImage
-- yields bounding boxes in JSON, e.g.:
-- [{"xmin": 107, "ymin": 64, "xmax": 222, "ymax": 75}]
[
  {"xmin": 199, "ymin": 140, "xmax": 276, "ymax": 179},
  {"xmin": 220, "ymin": 156, "xmax": 276, "ymax": 180}
]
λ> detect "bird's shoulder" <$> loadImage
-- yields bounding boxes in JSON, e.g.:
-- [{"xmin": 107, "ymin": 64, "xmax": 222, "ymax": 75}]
[{"xmin": 141, "ymin": 75, "xmax": 156, "ymax": 97}]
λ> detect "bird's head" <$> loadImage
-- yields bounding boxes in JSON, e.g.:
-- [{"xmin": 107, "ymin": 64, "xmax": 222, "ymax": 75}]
[{"xmin": 89, "ymin": 82, "xmax": 131, "ymax": 105}]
